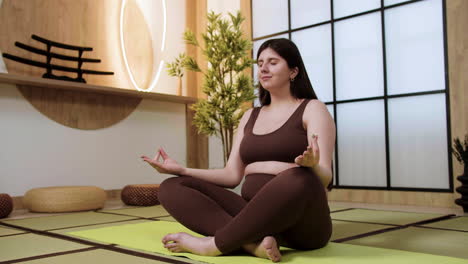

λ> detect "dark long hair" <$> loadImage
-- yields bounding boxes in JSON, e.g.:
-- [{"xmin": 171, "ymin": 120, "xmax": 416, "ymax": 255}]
[{"xmin": 256, "ymin": 38, "xmax": 317, "ymax": 105}]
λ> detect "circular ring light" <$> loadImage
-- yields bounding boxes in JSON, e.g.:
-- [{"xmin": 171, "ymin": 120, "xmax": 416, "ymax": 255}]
[{"xmin": 120, "ymin": 0, "xmax": 167, "ymax": 92}]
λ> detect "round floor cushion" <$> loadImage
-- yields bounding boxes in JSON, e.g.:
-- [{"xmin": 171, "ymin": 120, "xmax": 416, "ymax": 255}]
[
  {"xmin": 0, "ymin": 193, "xmax": 13, "ymax": 218},
  {"xmin": 121, "ymin": 184, "xmax": 160, "ymax": 206},
  {"xmin": 23, "ymin": 186, "xmax": 106, "ymax": 213}
]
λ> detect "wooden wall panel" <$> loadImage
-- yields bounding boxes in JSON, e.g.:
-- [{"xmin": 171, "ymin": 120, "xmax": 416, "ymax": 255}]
[
  {"xmin": 0, "ymin": 0, "xmax": 152, "ymax": 89},
  {"xmin": 185, "ymin": 0, "xmax": 198, "ymax": 98},
  {"xmin": 123, "ymin": 0, "xmax": 153, "ymax": 89},
  {"xmin": 186, "ymin": 103, "xmax": 209, "ymax": 169},
  {"xmin": 240, "ymin": 0, "xmax": 253, "ymax": 79},
  {"xmin": 185, "ymin": 0, "xmax": 209, "ymax": 168},
  {"xmin": 447, "ymin": 0, "xmax": 468, "ymax": 204},
  {"xmin": 17, "ymin": 84, "xmax": 141, "ymax": 130},
  {"xmin": 196, "ymin": 0, "xmax": 208, "ymax": 99},
  {"xmin": 185, "ymin": 0, "xmax": 207, "ymax": 99}
]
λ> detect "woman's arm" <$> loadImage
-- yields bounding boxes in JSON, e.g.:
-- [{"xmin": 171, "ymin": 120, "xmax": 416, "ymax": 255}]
[
  {"xmin": 296, "ymin": 100, "xmax": 336, "ymax": 188},
  {"xmin": 142, "ymin": 109, "xmax": 253, "ymax": 189}
]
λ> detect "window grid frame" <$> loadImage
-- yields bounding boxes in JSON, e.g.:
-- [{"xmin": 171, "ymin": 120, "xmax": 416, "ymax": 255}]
[{"xmin": 250, "ymin": 0, "xmax": 453, "ymax": 193}]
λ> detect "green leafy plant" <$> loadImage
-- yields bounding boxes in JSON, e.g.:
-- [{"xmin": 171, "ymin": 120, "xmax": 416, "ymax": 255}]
[
  {"xmin": 166, "ymin": 53, "xmax": 188, "ymax": 95},
  {"xmin": 452, "ymin": 134, "xmax": 468, "ymax": 170},
  {"xmin": 167, "ymin": 11, "xmax": 256, "ymax": 165},
  {"xmin": 166, "ymin": 53, "xmax": 187, "ymax": 78}
]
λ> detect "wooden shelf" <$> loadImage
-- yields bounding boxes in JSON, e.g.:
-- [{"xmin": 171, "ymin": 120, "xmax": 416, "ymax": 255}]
[{"xmin": 0, "ymin": 73, "xmax": 198, "ymax": 104}]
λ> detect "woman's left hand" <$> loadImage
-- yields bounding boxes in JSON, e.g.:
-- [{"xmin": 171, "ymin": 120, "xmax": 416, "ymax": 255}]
[{"xmin": 294, "ymin": 134, "xmax": 320, "ymax": 168}]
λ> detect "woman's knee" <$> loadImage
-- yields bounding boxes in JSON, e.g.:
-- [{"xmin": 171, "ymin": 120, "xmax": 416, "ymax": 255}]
[
  {"xmin": 277, "ymin": 167, "xmax": 318, "ymax": 189},
  {"xmin": 286, "ymin": 228, "xmax": 331, "ymax": 250},
  {"xmin": 158, "ymin": 177, "xmax": 185, "ymax": 204}
]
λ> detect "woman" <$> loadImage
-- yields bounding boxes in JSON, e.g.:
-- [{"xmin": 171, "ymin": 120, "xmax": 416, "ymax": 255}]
[{"xmin": 141, "ymin": 38, "xmax": 335, "ymax": 262}]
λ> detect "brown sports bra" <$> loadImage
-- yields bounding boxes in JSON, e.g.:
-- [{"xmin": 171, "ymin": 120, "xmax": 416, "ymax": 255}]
[{"xmin": 239, "ymin": 99, "xmax": 310, "ymax": 165}]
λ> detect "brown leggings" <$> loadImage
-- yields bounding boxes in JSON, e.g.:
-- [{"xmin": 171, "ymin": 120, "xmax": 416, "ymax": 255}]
[{"xmin": 158, "ymin": 167, "xmax": 331, "ymax": 254}]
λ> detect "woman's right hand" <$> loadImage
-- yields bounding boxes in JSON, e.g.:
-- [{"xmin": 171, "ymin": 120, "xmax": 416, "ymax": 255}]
[{"xmin": 141, "ymin": 148, "xmax": 186, "ymax": 175}]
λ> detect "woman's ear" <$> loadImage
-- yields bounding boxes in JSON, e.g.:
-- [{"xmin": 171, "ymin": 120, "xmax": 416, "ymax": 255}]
[{"xmin": 290, "ymin": 67, "xmax": 299, "ymax": 79}]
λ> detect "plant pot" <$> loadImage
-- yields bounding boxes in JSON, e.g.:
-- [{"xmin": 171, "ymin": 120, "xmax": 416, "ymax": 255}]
[
  {"xmin": 455, "ymin": 173, "xmax": 468, "ymax": 213},
  {"xmin": 456, "ymin": 175, "xmax": 468, "ymax": 184}
]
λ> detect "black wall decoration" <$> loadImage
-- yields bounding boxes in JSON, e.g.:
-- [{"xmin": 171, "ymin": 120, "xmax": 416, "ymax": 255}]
[{"xmin": 2, "ymin": 34, "xmax": 113, "ymax": 83}]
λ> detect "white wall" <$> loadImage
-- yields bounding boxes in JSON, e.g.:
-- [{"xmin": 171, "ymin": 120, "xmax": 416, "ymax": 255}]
[
  {"xmin": 0, "ymin": 53, "xmax": 6, "ymax": 73},
  {"xmin": 0, "ymin": 83, "xmax": 186, "ymax": 196},
  {"xmin": 0, "ymin": 0, "xmax": 190, "ymax": 197}
]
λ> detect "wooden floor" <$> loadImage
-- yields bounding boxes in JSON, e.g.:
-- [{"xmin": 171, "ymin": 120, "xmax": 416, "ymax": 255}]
[
  {"xmin": 6, "ymin": 199, "xmax": 465, "ymax": 221},
  {"xmin": 1, "ymin": 200, "xmax": 467, "ymax": 264}
]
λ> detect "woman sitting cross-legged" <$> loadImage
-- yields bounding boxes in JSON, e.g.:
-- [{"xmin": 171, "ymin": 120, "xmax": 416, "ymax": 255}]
[{"xmin": 141, "ymin": 38, "xmax": 336, "ymax": 263}]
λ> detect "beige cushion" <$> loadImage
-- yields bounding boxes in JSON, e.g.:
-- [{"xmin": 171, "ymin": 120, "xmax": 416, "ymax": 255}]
[{"xmin": 23, "ymin": 186, "xmax": 106, "ymax": 213}]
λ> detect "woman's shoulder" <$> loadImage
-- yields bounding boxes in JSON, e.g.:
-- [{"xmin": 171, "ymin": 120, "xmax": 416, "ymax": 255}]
[
  {"xmin": 303, "ymin": 99, "xmax": 332, "ymax": 120},
  {"xmin": 304, "ymin": 99, "xmax": 327, "ymax": 110},
  {"xmin": 239, "ymin": 107, "xmax": 254, "ymax": 124}
]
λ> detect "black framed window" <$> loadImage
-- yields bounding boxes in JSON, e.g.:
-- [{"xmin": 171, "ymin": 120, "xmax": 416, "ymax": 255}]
[{"xmin": 251, "ymin": 0, "xmax": 452, "ymax": 192}]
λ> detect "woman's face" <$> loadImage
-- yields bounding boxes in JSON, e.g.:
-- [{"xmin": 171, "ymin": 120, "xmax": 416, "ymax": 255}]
[{"xmin": 257, "ymin": 48, "xmax": 297, "ymax": 91}]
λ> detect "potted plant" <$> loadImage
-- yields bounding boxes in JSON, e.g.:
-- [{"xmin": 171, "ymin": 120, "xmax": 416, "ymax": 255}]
[
  {"xmin": 167, "ymin": 11, "xmax": 256, "ymax": 165},
  {"xmin": 452, "ymin": 134, "xmax": 468, "ymax": 212}
]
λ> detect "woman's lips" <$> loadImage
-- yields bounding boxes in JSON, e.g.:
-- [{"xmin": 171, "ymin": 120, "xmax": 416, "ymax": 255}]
[{"xmin": 261, "ymin": 76, "xmax": 272, "ymax": 81}]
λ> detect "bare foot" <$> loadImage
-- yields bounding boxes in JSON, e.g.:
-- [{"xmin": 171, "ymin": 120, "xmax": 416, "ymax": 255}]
[
  {"xmin": 243, "ymin": 236, "xmax": 281, "ymax": 262},
  {"xmin": 162, "ymin": 232, "xmax": 222, "ymax": 256}
]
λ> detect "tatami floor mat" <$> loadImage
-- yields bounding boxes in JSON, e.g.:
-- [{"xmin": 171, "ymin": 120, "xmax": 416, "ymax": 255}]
[
  {"xmin": 346, "ymin": 226, "xmax": 468, "ymax": 259},
  {"xmin": 421, "ymin": 216, "xmax": 468, "ymax": 232},
  {"xmin": 1, "ymin": 212, "xmax": 138, "ymax": 231},
  {"xmin": 331, "ymin": 208, "xmax": 446, "ymax": 225},
  {"xmin": 14, "ymin": 249, "xmax": 177, "ymax": 264},
  {"xmin": 51, "ymin": 219, "xmax": 152, "ymax": 234},
  {"xmin": 99, "ymin": 205, "xmax": 170, "ymax": 218},
  {"xmin": 328, "ymin": 205, "xmax": 350, "ymax": 212},
  {"xmin": 68, "ymin": 221, "xmax": 468, "ymax": 264},
  {"xmin": 0, "ymin": 233, "xmax": 90, "ymax": 262},
  {"xmin": 330, "ymin": 220, "xmax": 391, "ymax": 241},
  {"xmin": 155, "ymin": 216, "xmax": 177, "ymax": 222},
  {"xmin": 0, "ymin": 225, "xmax": 26, "ymax": 236}
]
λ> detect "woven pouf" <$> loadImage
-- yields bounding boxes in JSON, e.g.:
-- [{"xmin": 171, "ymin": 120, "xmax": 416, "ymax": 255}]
[
  {"xmin": 23, "ymin": 186, "xmax": 106, "ymax": 213},
  {"xmin": 121, "ymin": 184, "xmax": 160, "ymax": 206},
  {"xmin": 0, "ymin": 193, "xmax": 13, "ymax": 218}
]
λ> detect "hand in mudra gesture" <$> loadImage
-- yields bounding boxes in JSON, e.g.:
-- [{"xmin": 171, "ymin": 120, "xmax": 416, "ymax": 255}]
[
  {"xmin": 295, "ymin": 134, "xmax": 320, "ymax": 168},
  {"xmin": 141, "ymin": 148, "xmax": 185, "ymax": 175}
]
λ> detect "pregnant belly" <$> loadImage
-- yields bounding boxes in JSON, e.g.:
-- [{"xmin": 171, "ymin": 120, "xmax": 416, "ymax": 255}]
[{"xmin": 243, "ymin": 161, "xmax": 299, "ymax": 177}]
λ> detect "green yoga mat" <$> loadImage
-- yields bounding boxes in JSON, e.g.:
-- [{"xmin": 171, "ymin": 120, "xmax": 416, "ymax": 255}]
[
  {"xmin": 68, "ymin": 221, "xmax": 467, "ymax": 264},
  {"xmin": 99, "ymin": 205, "xmax": 170, "ymax": 218}
]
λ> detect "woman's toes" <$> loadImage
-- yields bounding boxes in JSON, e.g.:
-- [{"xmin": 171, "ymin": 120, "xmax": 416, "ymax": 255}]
[
  {"xmin": 164, "ymin": 242, "xmax": 176, "ymax": 249},
  {"xmin": 163, "ymin": 233, "xmax": 184, "ymax": 244},
  {"xmin": 162, "ymin": 233, "xmax": 174, "ymax": 244}
]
